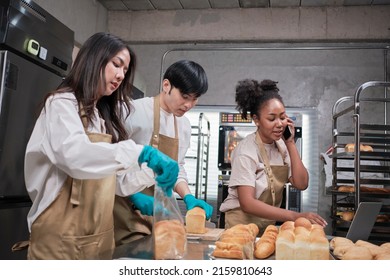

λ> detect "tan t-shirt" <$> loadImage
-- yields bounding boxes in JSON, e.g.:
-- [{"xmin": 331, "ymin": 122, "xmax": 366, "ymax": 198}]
[{"xmin": 219, "ymin": 132, "xmax": 291, "ymax": 212}]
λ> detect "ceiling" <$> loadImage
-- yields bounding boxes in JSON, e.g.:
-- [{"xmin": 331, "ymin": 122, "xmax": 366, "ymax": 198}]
[{"xmin": 97, "ymin": 0, "xmax": 390, "ymax": 11}]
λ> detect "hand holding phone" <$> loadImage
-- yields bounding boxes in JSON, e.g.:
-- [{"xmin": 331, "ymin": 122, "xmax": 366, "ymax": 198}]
[{"xmin": 283, "ymin": 126, "xmax": 292, "ymax": 140}]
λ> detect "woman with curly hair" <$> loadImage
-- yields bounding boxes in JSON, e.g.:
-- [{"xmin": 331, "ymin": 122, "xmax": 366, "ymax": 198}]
[{"xmin": 219, "ymin": 79, "xmax": 327, "ymax": 235}]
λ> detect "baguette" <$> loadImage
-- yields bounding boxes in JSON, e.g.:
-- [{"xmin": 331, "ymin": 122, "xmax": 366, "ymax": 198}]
[{"xmin": 254, "ymin": 225, "xmax": 278, "ymax": 259}]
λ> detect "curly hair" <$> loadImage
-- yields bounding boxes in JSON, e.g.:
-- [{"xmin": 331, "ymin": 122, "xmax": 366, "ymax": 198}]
[{"xmin": 235, "ymin": 79, "xmax": 283, "ymax": 120}]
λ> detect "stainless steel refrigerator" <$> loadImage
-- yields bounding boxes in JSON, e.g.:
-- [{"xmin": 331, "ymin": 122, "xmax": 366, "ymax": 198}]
[{"xmin": 0, "ymin": 0, "xmax": 74, "ymax": 259}]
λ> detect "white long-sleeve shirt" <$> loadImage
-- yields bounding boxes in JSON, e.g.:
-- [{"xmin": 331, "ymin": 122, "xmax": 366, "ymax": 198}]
[
  {"xmin": 125, "ymin": 97, "xmax": 191, "ymax": 186},
  {"xmin": 25, "ymin": 92, "xmax": 155, "ymax": 231}
]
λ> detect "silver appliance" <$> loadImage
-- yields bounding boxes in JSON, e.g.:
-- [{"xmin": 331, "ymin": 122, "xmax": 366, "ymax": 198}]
[{"xmin": 0, "ymin": 0, "xmax": 73, "ymax": 259}]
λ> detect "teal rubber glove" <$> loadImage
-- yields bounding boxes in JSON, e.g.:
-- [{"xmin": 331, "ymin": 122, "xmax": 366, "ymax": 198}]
[
  {"xmin": 183, "ymin": 194, "xmax": 214, "ymax": 220},
  {"xmin": 129, "ymin": 193, "xmax": 154, "ymax": 216},
  {"xmin": 138, "ymin": 146, "xmax": 179, "ymax": 197}
]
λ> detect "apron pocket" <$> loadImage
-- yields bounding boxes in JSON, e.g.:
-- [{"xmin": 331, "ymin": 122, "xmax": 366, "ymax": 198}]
[{"xmin": 61, "ymin": 228, "xmax": 114, "ymax": 260}]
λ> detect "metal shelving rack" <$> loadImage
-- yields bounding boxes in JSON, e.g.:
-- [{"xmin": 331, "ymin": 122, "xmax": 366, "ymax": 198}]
[
  {"xmin": 330, "ymin": 81, "xmax": 390, "ymax": 243},
  {"xmin": 186, "ymin": 112, "xmax": 210, "ymax": 202}
]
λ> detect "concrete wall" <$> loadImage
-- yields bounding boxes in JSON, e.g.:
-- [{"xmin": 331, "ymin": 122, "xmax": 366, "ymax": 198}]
[
  {"xmin": 128, "ymin": 43, "xmax": 389, "ymax": 152},
  {"xmin": 108, "ymin": 6, "xmax": 390, "ymax": 43},
  {"xmin": 34, "ymin": 0, "xmax": 108, "ymax": 45},
  {"xmin": 105, "ymin": 5, "xmax": 390, "ymax": 153}
]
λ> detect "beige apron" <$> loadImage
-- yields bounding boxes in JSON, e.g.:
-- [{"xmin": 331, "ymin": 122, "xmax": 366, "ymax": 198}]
[
  {"xmin": 113, "ymin": 95, "xmax": 178, "ymax": 246},
  {"xmin": 27, "ymin": 113, "xmax": 116, "ymax": 259},
  {"xmin": 225, "ymin": 132, "xmax": 289, "ymax": 236}
]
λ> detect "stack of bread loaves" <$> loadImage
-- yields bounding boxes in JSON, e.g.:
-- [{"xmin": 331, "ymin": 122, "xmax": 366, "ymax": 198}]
[
  {"xmin": 275, "ymin": 217, "xmax": 329, "ymax": 260},
  {"xmin": 330, "ymin": 237, "xmax": 390, "ymax": 260},
  {"xmin": 212, "ymin": 223, "xmax": 259, "ymax": 259}
]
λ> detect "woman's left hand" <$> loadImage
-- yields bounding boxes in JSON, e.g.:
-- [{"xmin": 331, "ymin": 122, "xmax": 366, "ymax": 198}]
[{"xmin": 283, "ymin": 117, "xmax": 295, "ymax": 143}]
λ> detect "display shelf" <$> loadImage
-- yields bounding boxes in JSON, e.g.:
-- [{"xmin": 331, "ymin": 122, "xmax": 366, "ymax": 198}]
[{"xmin": 330, "ymin": 81, "xmax": 390, "ymax": 244}]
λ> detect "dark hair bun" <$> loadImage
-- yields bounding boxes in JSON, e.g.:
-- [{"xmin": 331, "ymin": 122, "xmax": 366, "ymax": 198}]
[{"xmin": 259, "ymin": 79, "xmax": 279, "ymax": 91}]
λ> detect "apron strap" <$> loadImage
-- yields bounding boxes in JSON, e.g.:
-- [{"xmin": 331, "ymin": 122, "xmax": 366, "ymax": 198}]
[
  {"xmin": 274, "ymin": 140, "xmax": 288, "ymax": 164},
  {"xmin": 151, "ymin": 96, "xmax": 160, "ymax": 148},
  {"xmin": 150, "ymin": 95, "xmax": 178, "ymax": 147},
  {"xmin": 70, "ymin": 179, "xmax": 81, "ymax": 206},
  {"xmin": 70, "ymin": 103, "xmax": 111, "ymax": 207},
  {"xmin": 255, "ymin": 132, "xmax": 277, "ymax": 206}
]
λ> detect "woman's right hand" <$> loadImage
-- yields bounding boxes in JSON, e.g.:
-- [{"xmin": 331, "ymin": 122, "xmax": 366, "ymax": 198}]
[
  {"xmin": 299, "ymin": 212, "xmax": 328, "ymax": 227},
  {"xmin": 138, "ymin": 145, "xmax": 179, "ymax": 196}
]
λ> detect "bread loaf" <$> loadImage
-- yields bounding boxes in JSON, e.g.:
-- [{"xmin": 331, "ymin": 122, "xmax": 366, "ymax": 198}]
[
  {"xmin": 212, "ymin": 241, "xmax": 245, "ymax": 259},
  {"xmin": 360, "ymin": 186, "xmax": 390, "ymax": 193},
  {"xmin": 355, "ymin": 240, "xmax": 388, "ymax": 258},
  {"xmin": 275, "ymin": 228, "xmax": 295, "ymax": 260},
  {"xmin": 374, "ymin": 252, "xmax": 390, "ymax": 260},
  {"xmin": 337, "ymin": 185, "xmax": 354, "ymax": 192},
  {"xmin": 279, "ymin": 221, "xmax": 295, "ymax": 231},
  {"xmin": 223, "ymin": 223, "xmax": 259, "ymax": 237},
  {"xmin": 294, "ymin": 217, "xmax": 312, "ymax": 230},
  {"xmin": 275, "ymin": 218, "xmax": 329, "ymax": 260},
  {"xmin": 212, "ymin": 223, "xmax": 259, "ymax": 259},
  {"xmin": 329, "ymin": 237, "xmax": 390, "ymax": 260},
  {"xmin": 185, "ymin": 207, "xmax": 206, "ymax": 234},
  {"xmin": 154, "ymin": 219, "xmax": 186, "ymax": 260},
  {"xmin": 310, "ymin": 234, "xmax": 330, "ymax": 260},
  {"xmin": 375, "ymin": 214, "xmax": 389, "ymax": 223},
  {"xmin": 329, "ymin": 236, "xmax": 354, "ymax": 250},
  {"xmin": 333, "ymin": 244, "xmax": 373, "ymax": 260},
  {"xmin": 219, "ymin": 235, "xmax": 255, "ymax": 256},
  {"xmin": 345, "ymin": 143, "xmax": 373, "ymax": 152},
  {"xmin": 380, "ymin": 242, "xmax": 390, "ymax": 251},
  {"xmin": 340, "ymin": 211, "xmax": 355, "ymax": 222},
  {"xmin": 254, "ymin": 225, "xmax": 278, "ymax": 259},
  {"xmin": 337, "ymin": 185, "xmax": 390, "ymax": 195},
  {"xmin": 294, "ymin": 229, "xmax": 311, "ymax": 260}
]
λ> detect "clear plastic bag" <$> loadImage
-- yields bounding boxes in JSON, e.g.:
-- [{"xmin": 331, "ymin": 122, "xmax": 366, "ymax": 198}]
[{"xmin": 153, "ymin": 184, "xmax": 187, "ymax": 259}]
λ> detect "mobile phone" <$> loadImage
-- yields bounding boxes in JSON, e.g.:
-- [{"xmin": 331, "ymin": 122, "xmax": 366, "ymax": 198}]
[{"xmin": 283, "ymin": 126, "xmax": 292, "ymax": 139}]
